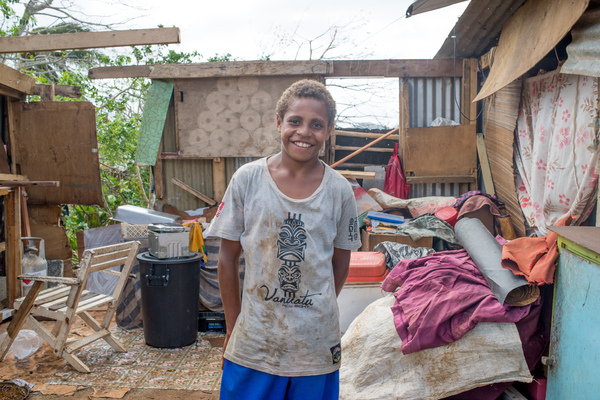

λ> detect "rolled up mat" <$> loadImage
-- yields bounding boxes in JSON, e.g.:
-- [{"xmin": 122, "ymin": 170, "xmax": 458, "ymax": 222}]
[{"xmin": 454, "ymin": 217, "xmax": 539, "ymax": 306}]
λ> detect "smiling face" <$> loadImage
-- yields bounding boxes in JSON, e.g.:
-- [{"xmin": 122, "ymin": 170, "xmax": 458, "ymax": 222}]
[{"xmin": 277, "ymin": 97, "xmax": 333, "ymax": 165}]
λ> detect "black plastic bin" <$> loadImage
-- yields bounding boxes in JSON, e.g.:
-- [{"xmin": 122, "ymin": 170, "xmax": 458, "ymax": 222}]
[{"xmin": 137, "ymin": 251, "xmax": 202, "ymax": 348}]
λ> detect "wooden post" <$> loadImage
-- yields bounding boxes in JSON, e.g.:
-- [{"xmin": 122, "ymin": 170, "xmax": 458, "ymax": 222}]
[
  {"xmin": 399, "ymin": 79, "xmax": 410, "ymax": 164},
  {"xmin": 5, "ymin": 187, "xmax": 22, "ymax": 305},
  {"xmin": 212, "ymin": 158, "xmax": 227, "ymax": 203},
  {"xmin": 461, "ymin": 59, "xmax": 479, "ymax": 192},
  {"xmin": 6, "ymin": 100, "xmax": 20, "ymax": 174}
]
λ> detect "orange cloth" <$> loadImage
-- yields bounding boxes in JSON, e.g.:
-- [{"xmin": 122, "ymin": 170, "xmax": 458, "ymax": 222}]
[{"xmin": 501, "ymin": 215, "xmax": 575, "ymax": 285}]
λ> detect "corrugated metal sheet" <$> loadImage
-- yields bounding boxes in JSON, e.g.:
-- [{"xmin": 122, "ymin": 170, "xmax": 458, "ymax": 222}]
[
  {"xmin": 408, "ymin": 77, "xmax": 464, "ymax": 197},
  {"xmin": 162, "ymin": 158, "xmax": 214, "ymax": 211},
  {"xmin": 161, "ymin": 157, "xmax": 259, "ymax": 212},
  {"xmin": 435, "ymin": 0, "xmax": 528, "ymax": 59},
  {"xmin": 562, "ymin": 2, "xmax": 600, "ymax": 77}
]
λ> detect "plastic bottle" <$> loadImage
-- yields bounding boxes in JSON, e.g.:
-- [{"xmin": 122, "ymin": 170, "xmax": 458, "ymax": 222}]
[{"xmin": 21, "ymin": 237, "xmax": 48, "ymax": 296}]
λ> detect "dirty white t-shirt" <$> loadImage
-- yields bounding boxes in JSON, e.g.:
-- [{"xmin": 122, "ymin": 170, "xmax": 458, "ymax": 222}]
[{"xmin": 209, "ymin": 157, "xmax": 360, "ymax": 376}]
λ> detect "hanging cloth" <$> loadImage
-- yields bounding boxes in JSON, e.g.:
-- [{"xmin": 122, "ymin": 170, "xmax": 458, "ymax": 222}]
[{"xmin": 384, "ymin": 143, "xmax": 410, "ymax": 199}]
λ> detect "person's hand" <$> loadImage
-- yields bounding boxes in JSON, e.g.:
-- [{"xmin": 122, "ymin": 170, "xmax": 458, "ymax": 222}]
[{"xmin": 221, "ymin": 332, "xmax": 231, "ymax": 370}]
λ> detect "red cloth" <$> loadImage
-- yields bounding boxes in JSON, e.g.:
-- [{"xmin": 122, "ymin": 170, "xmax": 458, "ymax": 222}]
[
  {"xmin": 501, "ymin": 215, "xmax": 575, "ymax": 285},
  {"xmin": 384, "ymin": 143, "xmax": 410, "ymax": 199}
]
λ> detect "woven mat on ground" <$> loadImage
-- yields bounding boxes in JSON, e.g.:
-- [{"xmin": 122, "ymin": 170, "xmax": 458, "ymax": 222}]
[{"xmin": 1, "ymin": 325, "xmax": 225, "ymax": 393}]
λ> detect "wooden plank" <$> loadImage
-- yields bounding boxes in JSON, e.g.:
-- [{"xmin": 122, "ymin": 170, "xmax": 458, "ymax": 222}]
[
  {"xmin": 33, "ymin": 84, "xmax": 81, "ymax": 99},
  {"xmin": 30, "ymin": 222, "xmax": 72, "ymax": 260},
  {"xmin": 65, "ymin": 329, "xmax": 110, "ymax": 353},
  {"xmin": 150, "ymin": 60, "xmax": 332, "ymax": 79},
  {"xmin": 0, "ymin": 188, "xmax": 8, "ymax": 196},
  {"xmin": 330, "ymin": 128, "xmax": 399, "ymax": 168},
  {"xmin": 474, "ymin": 0, "xmax": 588, "ymax": 101},
  {"xmin": 476, "ymin": 133, "xmax": 495, "ymax": 195},
  {"xmin": 89, "ymin": 59, "xmax": 459, "ymax": 80},
  {"xmin": 336, "ymin": 171, "xmax": 377, "ymax": 180},
  {"xmin": 0, "ymin": 281, "xmax": 43, "ymax": 360},
  {"xmin": 88, "ymin": 257, "xmax": 130, "ymax": 274},
  {"xmin": 329, "ymin": 59, "xmax": 457, "ymax": 78},
  {"xmin": 0, "ymin": 180, "xmax": 59, "ymax": 187},
  {"xmin": 18, "ymin": 275, "xmax": 79, "ymax": 285},
  {"xmin": 480, "ymin": 47, "xmax": 497, "ymax": 71},
  {"xmin": 0, "ymin": 27, "xmax": 180, "ymax": 54},
  {"xmin": 5, "ymin": 188, "xmax": 22, "ymax": 304},
  {"xmin": 399, "ymin": 80, "xmax": 410, "ymax": 163},
  {"xmin": 0, "ymin": 242, "xmax": 5, "ymax": 252},
  {"xmin": 462, "ymin": 58, "xmax": 478, "ymax": 125},
  {"xmin": 171, "ymin": 177, "xmax": 217, "ymax": 206},
  {"xmin": 212, "ymin": 158, "xmax": 226, "ymax": 203},
  {"xmin": 404, "ymin": 125, "xmax": 477, "ymax": 179},
  {"xmin": 0, "ymin": 63, "xmax": 36, "ymax": 94},
  {"xmin": 406, "ymin": 175, "xmax": 477, "ymax": 184},
  {"xmin": 16, "ymin": 102, "xmax": 103, "ymax": 206},
  {"xmin": 88, "ymin": 65, "xmax": 152, "ymax": 80},
  {"xmin": 7, "ymin": 100, "xmax": 20, "ymax": 174},
  {"xmin": 334, "ymin": 145, "xmax": 393, "ymax": 153},
  {"xmin": 334, "ymin": 130, "xmax": 400, "ymax": 140},
  {"xmin": 0, "ymin": 84, "xmax": 27, "ymax": 100},
  {"xmin": 0, "ymin": 173, "xmax": 28, "ymax": 181}
]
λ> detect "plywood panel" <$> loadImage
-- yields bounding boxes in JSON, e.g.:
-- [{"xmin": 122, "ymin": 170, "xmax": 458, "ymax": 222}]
[
  {"xmin": 474, "ymin": 0, "xmax": 589, "ymax": 101},
  {"xmin": 175, "ymin": 75, "xmax": 318, "ymax": 158},
  {"xmin": 15, "ymin": 102, "xmax": 103, "ymax": 206},
  {"xmin": 403, "ymin": 124, "xmax": 477, "ymax": 180}
]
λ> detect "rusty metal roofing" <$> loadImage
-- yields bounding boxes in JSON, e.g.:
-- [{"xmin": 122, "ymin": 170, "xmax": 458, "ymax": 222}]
[
  {"xmin": 406, "ymin": 0, "xmax": 468, "ymax": 17},
  {"xmin": 434, "ymin": 0, "xmax": 528, "ymax": 59},
  {"xmin": 561, "ymin": 1, "xmax": 600, "ymax": 77}
]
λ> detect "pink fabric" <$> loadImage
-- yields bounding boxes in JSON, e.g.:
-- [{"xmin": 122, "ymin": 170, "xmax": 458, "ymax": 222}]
[
  {"xmin": 381, "ymin": 250, "xmax": 532, "ymax": 354},
  {"xmin": 456, "ymin": 195, "xmax": 501, "ymax": 220},
  {"xmin": 384, "ymin": 142, "xmax": 410, "ymax": 199},
  {"xmin": 515, "ymin": 70, "xmax": 599, "ymax": 234}
]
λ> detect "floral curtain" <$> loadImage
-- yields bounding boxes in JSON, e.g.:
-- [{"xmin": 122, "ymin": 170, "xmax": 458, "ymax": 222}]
[{"xmin": 514, "ymin": 70, "xmax": 599, "ymax": 235}]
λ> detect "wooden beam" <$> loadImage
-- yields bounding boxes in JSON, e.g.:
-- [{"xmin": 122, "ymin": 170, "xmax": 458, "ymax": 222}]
[
  {"xmin": 212, "ymin": 158, "xmax": 227, "ymax": 203},
  {"xmin": 0, "ymin": 27, "xmax": 180, "ymax": 54},
  {"xmin": 476, "ymin": 133, "xmax": 495, "ymax": 195},
  {"xmin": 329, "ymin": 59, "xmax": 457, "ymax": 78},
  {"xmin": 0, "ymin": 63, "xmax": 36, "ymax": 94},
  {"xmin": 89, "ymin": 59, "xmax": 460, "ymax": 80},
  {"xmin": 330, "ymin": 128, "xmax": 399, "ymax": 168},
  {"xmin": 171, "ymin": 177, "xmax": 217, "ymax": 206},
  {"xmin": 406, "ymin": 175, "xmax": 477, "ymax": 184},
  {"xmin": 399, "ymin": 80, "xmax": 410, "ymax": 163},
  {"xmin": 0, "ymin": 84, "xmax": 27, "ymax": 100},
  {"xmin": 0, "ymin": 180, "xmax": 59, "ymax": 187},
  {"xmin": 7, "ymin": 100, "xmax": 20, "ymax": 174},
  {"xmin": 336, "ymin": 171, "xmax": 377, "ymax": 180},
  {"xmin": 5, "ymin": 187, "xmax": 22, "ymax": 305},
  {"xmin": 334, "ymin": 130, "xmax": 400, "ymax": 140},
  {"xmin": 33, "ymin": 84, "xmax": 81, "ymax": 99},
  {"xmin": 88, "ymin": 65, "xmax": 152, "ymax": 80},
  {"xmin": 149, "ymin": 60, "xmax": 332, "ymax": 79},
  {"xmin": 334, "ymin": 145, "xmax": 393, "ymax": 153},
  {"xmin": 0, "ymin": 173, "xmax": 28, "ymax": 181}
]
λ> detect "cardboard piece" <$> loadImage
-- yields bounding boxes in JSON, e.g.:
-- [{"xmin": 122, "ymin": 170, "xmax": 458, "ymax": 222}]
[{"xmin": 361, "ymin": 229, "xmax": 433, "ymax": 252}]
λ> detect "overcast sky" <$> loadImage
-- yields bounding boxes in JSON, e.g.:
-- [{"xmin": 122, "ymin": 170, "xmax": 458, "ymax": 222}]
[{"xmin": 68, "ymin": 0, "xmax": 469, "ymax": 61}]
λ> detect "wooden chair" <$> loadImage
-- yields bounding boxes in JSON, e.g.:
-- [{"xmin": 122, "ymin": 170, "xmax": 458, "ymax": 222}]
[{"xmin": 0, "ymin": 241, "xmax": 140, "ymax": 373}]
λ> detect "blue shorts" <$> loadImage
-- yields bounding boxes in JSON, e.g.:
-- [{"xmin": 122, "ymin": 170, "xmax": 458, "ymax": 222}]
[{"xmin": 219, "ymin": 360, "xmax": 339, "ymax": 400}]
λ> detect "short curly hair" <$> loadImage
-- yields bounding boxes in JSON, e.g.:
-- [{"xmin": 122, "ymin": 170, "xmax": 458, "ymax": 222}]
[{"xmin": 275, "ymin": 79, "xmax": 336, "ymax": 127}]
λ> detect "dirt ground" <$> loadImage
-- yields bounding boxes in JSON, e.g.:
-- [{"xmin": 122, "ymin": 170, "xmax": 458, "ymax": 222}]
[
  {"xmin": 0, "ymin": 310, "xmax": 222, "ymax": 400},
  {"xmin": 28, "ymin": 387, "xmax": 219, "ymax": 400}
]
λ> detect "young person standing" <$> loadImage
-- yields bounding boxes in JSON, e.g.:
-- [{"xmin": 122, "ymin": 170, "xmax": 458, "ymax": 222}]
[{"xmin": 211, "ymin": 79, "xmax": 360, "ymax": 400}]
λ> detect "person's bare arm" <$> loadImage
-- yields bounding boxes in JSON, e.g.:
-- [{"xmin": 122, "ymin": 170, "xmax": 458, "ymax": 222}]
[
  {"xmin": 332, "ymin": 247, "xmax": 351, "ymax": 297},
  {"xmin": 218, "ymin": 238, "xmax": 243, "ymax": 363}
]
